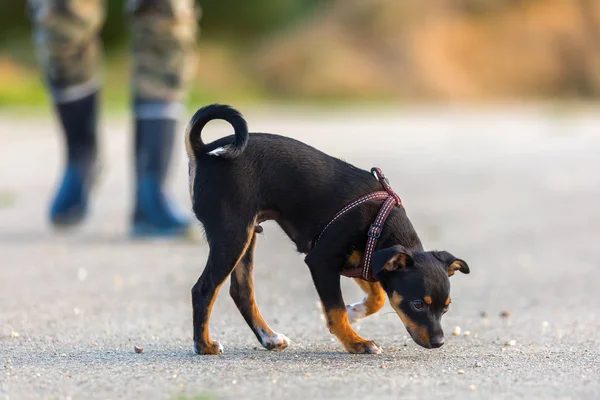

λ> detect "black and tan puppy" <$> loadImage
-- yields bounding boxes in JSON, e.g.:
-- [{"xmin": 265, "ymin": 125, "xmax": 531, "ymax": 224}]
[{"xmin": 185, "ymin": 104, "xmax": 470, "ymax": 355}]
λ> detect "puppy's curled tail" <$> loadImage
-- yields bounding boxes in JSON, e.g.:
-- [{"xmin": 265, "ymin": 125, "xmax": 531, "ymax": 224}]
[{"xmin": 185, "ymin": 104, "xmax": 249, "ymax": 160}]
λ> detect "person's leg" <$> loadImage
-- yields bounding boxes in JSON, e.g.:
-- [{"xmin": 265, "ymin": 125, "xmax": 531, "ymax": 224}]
[
  {"xmin": 29, "ymin": 0, "xmax": 105, "ymax": 227},
  {"xmin": 126, "ymin": 0, "xmax": 199, "ymax": 237}
]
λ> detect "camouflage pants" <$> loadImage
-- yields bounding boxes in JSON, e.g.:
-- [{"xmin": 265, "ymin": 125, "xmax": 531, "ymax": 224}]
[{"xmin": 29, "ymin": 0, "xmax": 199, "ymax": 112}]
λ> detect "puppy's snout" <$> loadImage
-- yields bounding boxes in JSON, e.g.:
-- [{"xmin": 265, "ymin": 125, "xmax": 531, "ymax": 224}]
[{"xmin": 430, "ymin": 334, "xmax": 445, "ymax": 348}]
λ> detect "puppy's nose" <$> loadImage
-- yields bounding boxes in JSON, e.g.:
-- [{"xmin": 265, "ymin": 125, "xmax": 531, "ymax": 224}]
[{"xmin": 430, "ymin": 335, "xmax": 445, "ymax": 348}]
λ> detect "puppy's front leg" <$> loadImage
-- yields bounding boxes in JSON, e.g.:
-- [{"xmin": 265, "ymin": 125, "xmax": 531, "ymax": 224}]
[
  {"xmin": 346, "ymin": 278, "xmax": 386, "ymax": 324},
  {"xmin": 306, "ymin": 255, "xmax": 382, "ymax": 354}
]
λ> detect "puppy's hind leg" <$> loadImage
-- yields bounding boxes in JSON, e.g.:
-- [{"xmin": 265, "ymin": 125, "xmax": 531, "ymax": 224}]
[
  {"xmin": 191, "ymin": 218, "xmax": 256, "ymax": 355},
  {"xmin": 230, "ymin": 234, "xmax": 290, "ymax": 351}
]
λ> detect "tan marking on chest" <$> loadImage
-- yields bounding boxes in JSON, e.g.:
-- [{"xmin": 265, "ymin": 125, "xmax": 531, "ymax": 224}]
[{"xmin": 348, "ymin": 251, "xmax": 363, "ymax": 267}]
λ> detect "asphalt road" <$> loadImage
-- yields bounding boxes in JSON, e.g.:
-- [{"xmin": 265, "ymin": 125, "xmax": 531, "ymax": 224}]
[{"xmin": 1, "ymin": 105, "xmax": 599, "ymax": 400}]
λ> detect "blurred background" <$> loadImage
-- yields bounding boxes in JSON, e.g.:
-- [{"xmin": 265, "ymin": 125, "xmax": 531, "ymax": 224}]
[
  {"xmin": 2, "ymin": 2, "xmax": 600, "ymax": 398},
  {"xmin": 2, "ymin": 0, "xmax": 600, "ymax": 109}
]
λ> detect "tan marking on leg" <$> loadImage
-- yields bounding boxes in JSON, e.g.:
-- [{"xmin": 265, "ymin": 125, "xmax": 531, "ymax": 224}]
[
  {"xmin": 356, "ymin": 279, "xmax": 386, "ymax": 314},
  {"xmin": 198, "ymin": 221, "xmax": 256, "ymax": 354},
  {"xmin": 233, "ymin": 236, "xmax": 276, "ymax": 346},
  {"xmin": 424, "ymin": 296, "xmax": 432, "ymax": 305},
  {"xmin": 198, "ymin": 287, "xmax": 223, "ymax": 354},
  {"xmin": 346, "ymin": 279, "xmax": 386, "ymax": 323},
  {"xmin": 324, "ymin": 308, "xmax": 381, "ymax": 354}
]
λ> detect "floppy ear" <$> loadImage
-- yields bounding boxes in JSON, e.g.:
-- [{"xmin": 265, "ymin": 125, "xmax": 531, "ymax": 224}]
[
  {"xmin": 434, "ymin": 251, "xmax": 470, "ymax": 277},
  {"xmin": 372, "ymin": 245, "xmax": 414, "ymax": 278}
]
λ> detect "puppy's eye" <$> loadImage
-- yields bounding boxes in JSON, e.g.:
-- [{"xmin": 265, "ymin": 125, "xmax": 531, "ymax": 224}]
[{"xmin": 411, "ymin": 300, "xmax": 426, "ymax": 311}]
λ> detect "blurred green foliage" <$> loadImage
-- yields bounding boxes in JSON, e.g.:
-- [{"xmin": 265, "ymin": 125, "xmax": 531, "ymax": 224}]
[
  {"xmin": 3, "ymin": 0, "xmax": 597, "ymax": 106},
  {"xmin": 0, "ymin": 0, "xmax": 324, "ymax": 108},
  {"xmin": 0, "ymin": 0, "xmax": 322, "ymax": 50}
]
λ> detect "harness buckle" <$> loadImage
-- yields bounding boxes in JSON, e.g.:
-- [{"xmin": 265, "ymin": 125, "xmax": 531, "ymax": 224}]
[
  {"xmin": 372, "ymin": 168, "xmax": 391, "ymax": 190},
  {"xmin": 367, "ymin": 223, "xmax": 383, "ymax": 238}
]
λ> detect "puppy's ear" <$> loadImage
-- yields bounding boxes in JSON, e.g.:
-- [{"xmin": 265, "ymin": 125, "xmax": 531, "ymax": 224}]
[
  {"xmin": 434, "ymin": 251, "xmax": 470, "ymax": 277},
  {"xmin": 372, "ymin": 245, "xmax": 413, "ymax": 278}
]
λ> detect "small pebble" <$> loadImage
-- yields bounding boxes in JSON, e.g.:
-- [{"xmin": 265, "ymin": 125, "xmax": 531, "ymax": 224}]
[
  {"xmin": 388, "ymin": 346, "xmax": 395, "ymax": 351},
  {"xmin": 480, "ymin": 311, "xmax": 489, "ymax": 318},
  {"xmin": 501, "ymin": 347, "xmax": 506, "ymax": 352},
  {"xmin": 452, "ymin": 326, "xmax": 461, "ymax": 336},
  {"xmin": 475, "ymin": 362, "xmax": 482, "ymax": 367},
  {"xmin": 304, "ymin": 373, "xmax": 311, "ymax": 377},
  {"xmin": 6, "ymin": 360, "xmax": 11, "ymax": 364},
  {"xmin": 172, "ymin": 374, "xmax": 178, "ymax": 379},
  {"xmin": 463, "ymin": 331, "xmax": 471, "ymax": 337},
  {"xmin": 380, "ymin": 364, "xmax": 387, "ymax": 369},
  {"xmin": 10, "ymin": 332, "xmax": 20, "ymax": 339},
  {"xmin": 232, "ymin": 380, "xmax": 237, "ymax": 384},
  {"xmin": 134, "ymin": 346, "xmax": 144, "ymax": 354},
  {"xmin": 457, "ymin": 370, "xmax": 465, "ymax": 375},
  {"xmin": 470, "ymin": 384, "xmax": 477, "ymax": 391},
  {"xmin": 506, "ymin": 340, "xmax": 516, "ymax": 346},
  {"xmin": 500, "ymin": 311, "xmax": 511, "ymax": 319}
]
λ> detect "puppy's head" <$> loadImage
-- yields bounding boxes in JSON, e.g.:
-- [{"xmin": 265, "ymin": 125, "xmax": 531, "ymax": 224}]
[{"xmin": 372, "ymin": 245, "xmax": 470, "ymax": 349}]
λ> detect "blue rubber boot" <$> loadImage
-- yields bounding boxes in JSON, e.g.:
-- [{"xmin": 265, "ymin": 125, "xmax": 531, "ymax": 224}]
[
  {"xmin": 50, "ymin": 162, "xmax": 99, "ymax": 226},
  {"xmin": 131, "ymin": 118, "xmax": 190, "ymax": 238},
  {"xmin": 49, "ymin": 92, "xmax": 99, "ymax": 228}
]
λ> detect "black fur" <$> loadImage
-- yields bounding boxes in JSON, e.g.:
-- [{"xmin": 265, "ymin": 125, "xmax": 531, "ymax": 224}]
[
  {"xmin": 187, "ymin": 104, "xmax": 249, "ymax": 160},
  {"xmin": 187, "ymin": 104, "xmax": 470, "ymax": 354}
]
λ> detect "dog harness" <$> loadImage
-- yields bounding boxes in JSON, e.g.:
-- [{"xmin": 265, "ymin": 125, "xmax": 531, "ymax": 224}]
[{"xmin": 315, "ymin": 167, "xmax": 403, "ymax": 282}]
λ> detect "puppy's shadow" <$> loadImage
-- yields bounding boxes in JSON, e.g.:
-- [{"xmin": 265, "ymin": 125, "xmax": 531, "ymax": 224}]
[{"xmin": 13, "ymin": 347, "xmax": 416, "ymax": 370}]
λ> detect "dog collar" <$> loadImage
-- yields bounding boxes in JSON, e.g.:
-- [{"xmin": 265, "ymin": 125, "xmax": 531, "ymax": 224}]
[{"xmin": 315, "ymin": 167, "xmax": 403, "ymax": 281}]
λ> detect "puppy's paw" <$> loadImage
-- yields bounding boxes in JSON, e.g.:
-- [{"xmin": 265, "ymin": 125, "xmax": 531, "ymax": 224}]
[
  {"xmin": 260, "ymin": 332, "xmax": 291, "ymax": 351},
  {"xmin": 345, "ymin": 340, "xmax": 382, "ymax": 355},
  {"xmin": 194, "ymin": 340, "xmax": 223, "ymax": 355},
  {"xmin": 346, "ymin": 302, "xmax": 367, "ymax": 324}
]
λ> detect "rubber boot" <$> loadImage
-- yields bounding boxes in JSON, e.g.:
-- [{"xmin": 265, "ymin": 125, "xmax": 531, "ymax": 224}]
[
  {"xmin": 131, "ymin": 118, "xmax": 190, "ymax": 237},
  {"xmin": 49, "ymin": 92, "xmax": 100, "ymax": 227}
]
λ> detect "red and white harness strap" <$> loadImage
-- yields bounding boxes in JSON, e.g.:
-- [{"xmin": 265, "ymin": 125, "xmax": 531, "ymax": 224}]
[{"xmin": 314, "ymin": 167, "xmax": 403, "ymax": 282}]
